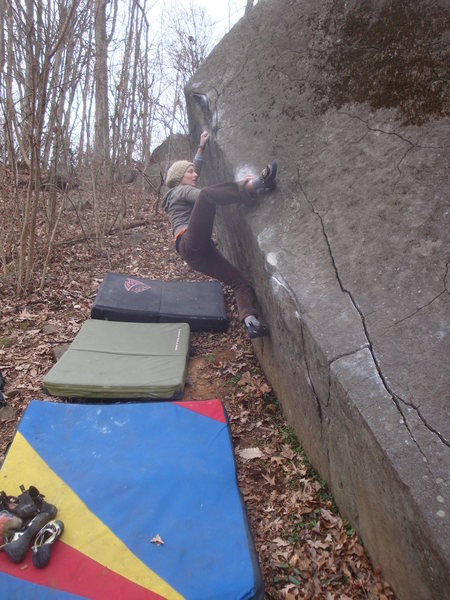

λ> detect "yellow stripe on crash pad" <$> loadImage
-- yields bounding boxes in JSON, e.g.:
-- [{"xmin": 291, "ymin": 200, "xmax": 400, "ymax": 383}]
[{"xmin": 0, "ymin": 432, "xmax": 183, "ymax": 600}]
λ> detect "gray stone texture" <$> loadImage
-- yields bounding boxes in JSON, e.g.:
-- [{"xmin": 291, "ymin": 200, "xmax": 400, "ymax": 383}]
[
  {"xmin": 147, "ymin": 133, "xmax": 193, "ymax": 193},
  {"xmin": 117, "ymin": 134, "xmax": 193, "ymax": 193},
  {"xmin": 185, "ymin": 1, "xmax": 449, "ymax": 599}
]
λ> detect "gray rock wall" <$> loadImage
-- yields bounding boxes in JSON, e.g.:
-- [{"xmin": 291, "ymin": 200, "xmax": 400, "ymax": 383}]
[{"xmin": 185, "ymin": 1, "xmax": 449, "ymax": 599}]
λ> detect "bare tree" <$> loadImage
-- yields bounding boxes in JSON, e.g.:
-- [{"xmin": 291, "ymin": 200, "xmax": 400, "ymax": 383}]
[
  {"xmin": 0, "ymin": 0, "xmax": 232, "ymax": 296},
  {"xmin": 16, "ymin": 1, "xmax": 79, "ymax": 295},
  {"xmin": 77, "ymin": 2, "xmax": 94, "ymax": 167},
  {"xmin": 1, "ymin": 0, "xmax": 81, "ymax": 295},
  {"xmin": 43, "ymin": 6, "xmax": 89, "ymax": 228},
  {"xmin": 93, "ymin": 0, "xmax": 111, "ymax": 165},
  {"xmin": 138, "ymin": 6, "xmax": 155, "ymax": 168},
  {"xmin": 156, "ymin": 3, "xmax": 215, "ymax": 136}
]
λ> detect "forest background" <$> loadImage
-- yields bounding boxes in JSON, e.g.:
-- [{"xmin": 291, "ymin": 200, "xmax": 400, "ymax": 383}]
[{"xmin": 0, "ymin": 0, "xmax": 253, "ymax": 297}]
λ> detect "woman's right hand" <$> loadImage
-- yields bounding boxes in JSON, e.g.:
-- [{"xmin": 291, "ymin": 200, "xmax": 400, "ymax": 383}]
[
  {"xmin": 199, "ymin": 131, "xmax": 210, "ymax": 149},
  {"xmin": 237, "ymin": 175, "xmax": 253, "ymax": 192}
]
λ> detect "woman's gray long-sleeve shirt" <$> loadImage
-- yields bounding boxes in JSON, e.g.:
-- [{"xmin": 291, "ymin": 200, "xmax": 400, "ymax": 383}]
[{"xmin": 161, "ymin": 156, "xmax": 203, "ymax": 238}]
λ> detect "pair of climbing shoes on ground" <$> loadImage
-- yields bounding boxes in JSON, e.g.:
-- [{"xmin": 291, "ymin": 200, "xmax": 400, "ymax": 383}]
[{"xmin": 0, "ymin": 485, "xmax": 64, "ymax": 568}]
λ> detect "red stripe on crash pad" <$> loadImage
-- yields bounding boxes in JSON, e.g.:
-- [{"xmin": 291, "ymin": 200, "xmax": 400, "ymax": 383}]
[
  {"xmin": 0, "ymin": 542, "xmax": 166, "ymax": 600},
  {"xmin": 174, "ymin": 399, "xmax": 226, "ymax": 423}
]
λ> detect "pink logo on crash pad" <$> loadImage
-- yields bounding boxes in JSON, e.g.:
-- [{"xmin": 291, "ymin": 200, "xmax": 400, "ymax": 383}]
[{"xmin": 124, "ymin": 278, "xmax": 151, "ymax": 293}]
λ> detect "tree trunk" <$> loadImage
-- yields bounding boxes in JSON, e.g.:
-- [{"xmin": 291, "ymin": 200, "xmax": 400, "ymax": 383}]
[
  {"xmin": 245, "ymin": 0, "xmax": 254, "ymax": 16},
  {"xmin": 94, "ymin": 0, "xmax": 110, "ymax": 165}
]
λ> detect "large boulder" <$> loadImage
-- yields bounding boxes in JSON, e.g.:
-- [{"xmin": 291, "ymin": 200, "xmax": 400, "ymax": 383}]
[
  {"xmin": 146, "ymin": 133, "xmax": 194, "ymax": 194},
  {"xmin": 149, "ymin": 133, "xmax": 193, "ymax": 167},
  {"xmin": 185, "ymin": 1, "xmax": 449, "ymax": 599}
]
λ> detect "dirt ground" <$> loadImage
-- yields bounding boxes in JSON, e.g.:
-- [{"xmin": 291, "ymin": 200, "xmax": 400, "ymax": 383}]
[{"xmin": 0, "ymin": 184, "xmax": 395, "ymax": 599}]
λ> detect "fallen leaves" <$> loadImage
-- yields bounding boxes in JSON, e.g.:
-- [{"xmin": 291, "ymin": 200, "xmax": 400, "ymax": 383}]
[
  {"xmin": 238, "ymin": 447, "xmax": 264, "ymax": 461},
  {"xmin": 281, "ymin": 443, "xmax": 296, "ymax": 461},
  {"xmin": 228, "ymin": 377, "xmax": 395, "ymax": 599},
  {"xmin": 150, "ymin": 534, "xmax": 164, "ymax": 546},
  {"xmin": 0, "ymin": 181, "xmax": 395, "ymax": 600}
]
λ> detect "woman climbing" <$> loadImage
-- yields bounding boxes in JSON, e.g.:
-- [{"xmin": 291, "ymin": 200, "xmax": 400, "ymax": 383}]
[{"xmin": 162, "ymin": 131, "xmax": 277, "ymax": 338}]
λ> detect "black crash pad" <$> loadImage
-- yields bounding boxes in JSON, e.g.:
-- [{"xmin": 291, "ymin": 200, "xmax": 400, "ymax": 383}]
[{"xmin": 91, "ymin": 272, "xmax": 229, "ymax": 331}]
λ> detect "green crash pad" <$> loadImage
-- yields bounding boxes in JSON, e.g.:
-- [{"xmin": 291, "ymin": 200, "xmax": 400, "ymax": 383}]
[{"xmin": 43, "ymin": 320, "xmax": 190, "ymax": 400}]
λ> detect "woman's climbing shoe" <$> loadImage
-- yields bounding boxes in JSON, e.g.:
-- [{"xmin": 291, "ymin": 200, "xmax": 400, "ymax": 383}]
[
  {"xmin": 28, "ymin": 485, "xmax": 57, "ymax": 517},
  {"xmin": 13, "ymin": 485, "xmax": 57, "ymax": 520},
  {"xmin": 13, "ymin": 485, "xmax": 39, "ymax": 520},
  {"xmin": 244, "ymin": 315, "xmax": 270, "ymax": 339},
  {"xmin": 3, "ymin": 512, "xmax": 54, "ymax": 563},
  {"xmin": 32, "ymin": 519, "xmax": 64, "ymax": 569},
  {"xmin": 259, "ymin": 161, "xmax": 277, "ymax": 190}
]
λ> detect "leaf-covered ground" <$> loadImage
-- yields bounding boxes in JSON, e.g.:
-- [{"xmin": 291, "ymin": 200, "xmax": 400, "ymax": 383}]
[{"xmin": 0, "ymin": 183, "xmax": 395, "ymax": 599}]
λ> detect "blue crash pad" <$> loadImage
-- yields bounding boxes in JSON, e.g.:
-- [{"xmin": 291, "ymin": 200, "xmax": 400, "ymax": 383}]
[{"xmin": 0, "ymin": 399, "xmax": 263, "ymax": 599}]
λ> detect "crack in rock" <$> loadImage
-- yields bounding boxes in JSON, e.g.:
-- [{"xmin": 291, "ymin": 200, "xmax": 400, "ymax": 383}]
[
  {"xmin": 339, "ymin": 112, "xmax": 450, "ymax": 188},
  {"xmin": 340, "ymin": 111, "xmax": 449, "ymax": 150},
  {"xmin": 330, "ymin": 346, "xmax": 370, "ymax": 366},
  {"xmin": 445, "ymin": 258, "xmax": 450, "ymax": 293},
  {"xmin": 296, "ymin": 175, "xmax": 445, "ymax": 459},
  {"xmin": 386, "ymin": 290, "xmax": 448, "ymax": 330},
  {"xmin": 270, "ymin": 272, "xmax": 323, "ymax": 425}
]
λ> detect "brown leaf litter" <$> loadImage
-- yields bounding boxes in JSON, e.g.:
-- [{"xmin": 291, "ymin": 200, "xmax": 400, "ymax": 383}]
[{"xmin": 0, "ymin": 183, "xmax": 395, "ymax": 599}]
